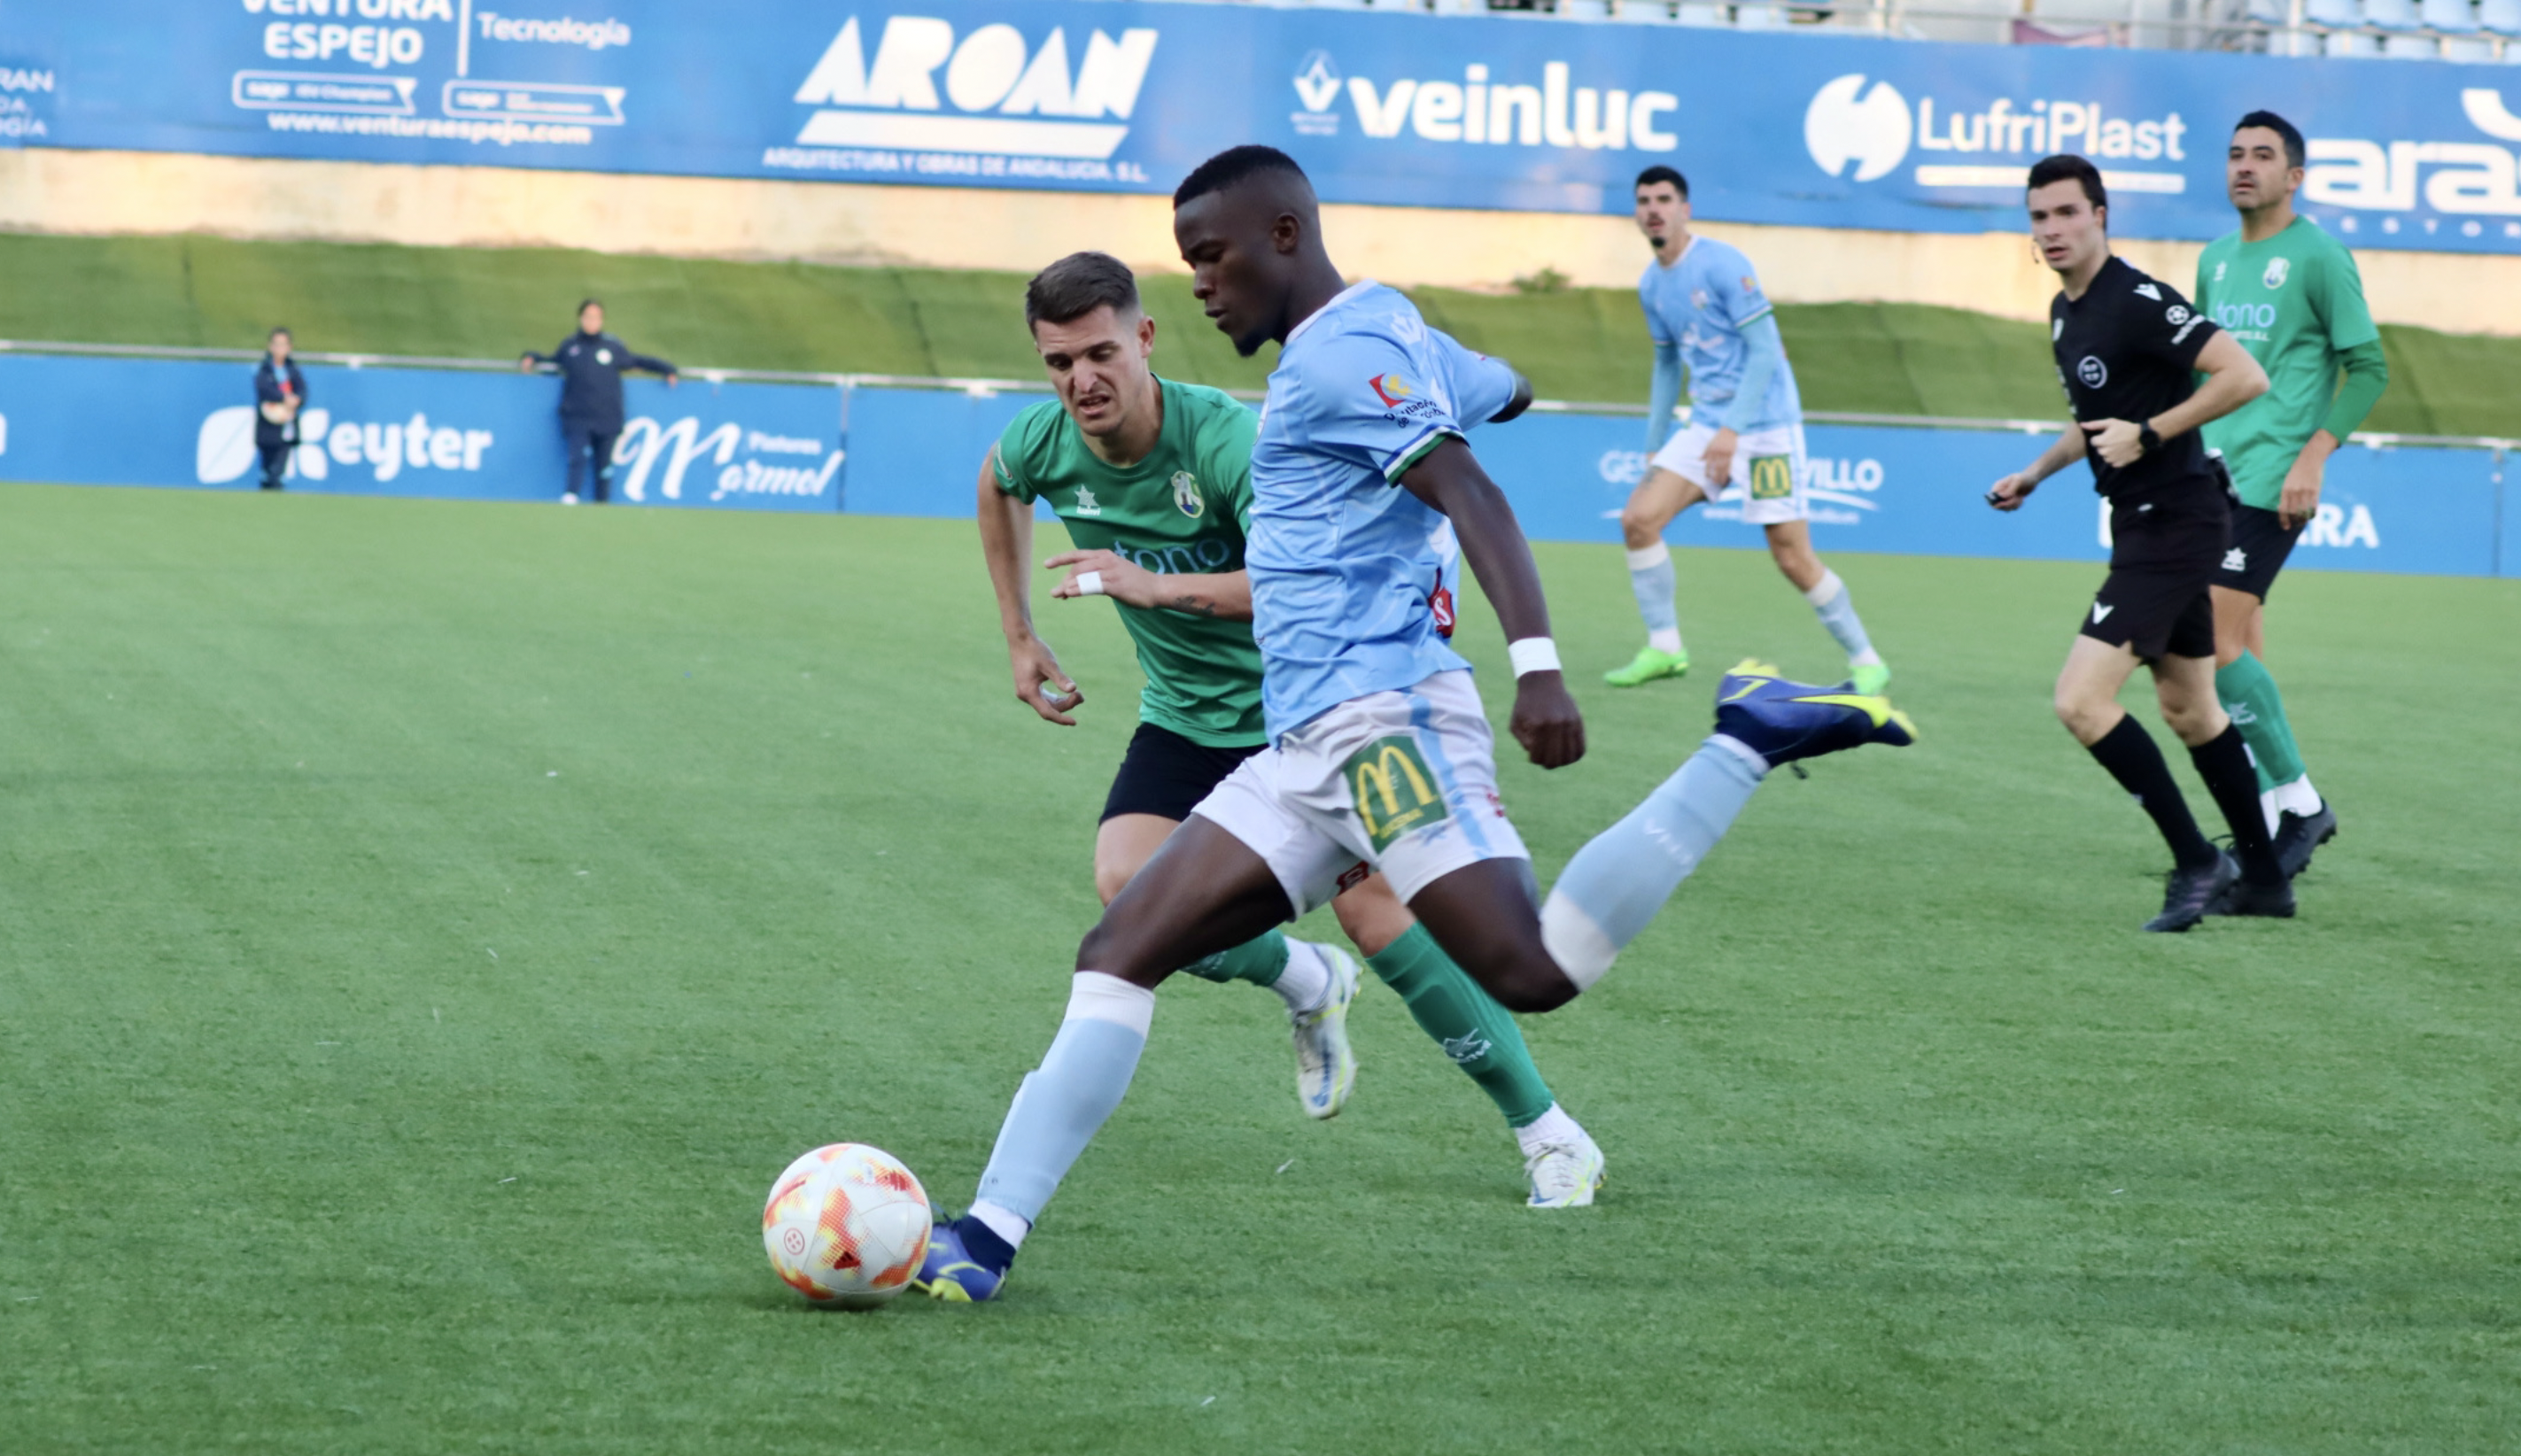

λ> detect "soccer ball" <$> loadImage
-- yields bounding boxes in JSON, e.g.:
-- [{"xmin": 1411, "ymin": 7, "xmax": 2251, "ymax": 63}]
[{"xmin": 761, "ymin": 1143, "xmax": 933, "ymax": 1309}]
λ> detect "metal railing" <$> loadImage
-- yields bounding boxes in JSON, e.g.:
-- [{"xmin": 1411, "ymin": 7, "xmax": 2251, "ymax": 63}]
[{"xmin": 5, "ymin": 337, "xmax": 2508, "ymax": 453}]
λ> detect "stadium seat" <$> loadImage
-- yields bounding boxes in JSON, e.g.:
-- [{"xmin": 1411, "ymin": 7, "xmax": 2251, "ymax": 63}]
[
  {"xmin": 2423, "ymin": 0, "xmax": 2481, "ymax": 29},
  {"xmin": 1674, "ymin": 2, "xmax": 1732, "ymax": 23},
  {"xmin": 1734, "ymin": 0, "xmax": 1790, "ymax": 25},
  {"xmin": 1610, "ymin": 0, "xmax": 1679, "ymax": 19},
  {"xmin": 1558, "ymin": 0, "xmax": 1614, "ymax": 18},
  {"xmin": 2381, "ymin": 30, "xmax": 2440, "ymax": 50},
  {"xmin": 2362, "ymin": 0, "xmax": 2421, "ymax": 27},
  {"xmin": 2324, "ymin": 25, "xmax": 2384, "ymax": 48},
  {"xmin": 2442, "ymin": 32, "xmax": 2500, "ymax": 53},
  {"xmin": 2478, "ymin": 0, "xmax": 2521, "ymax": 31}
]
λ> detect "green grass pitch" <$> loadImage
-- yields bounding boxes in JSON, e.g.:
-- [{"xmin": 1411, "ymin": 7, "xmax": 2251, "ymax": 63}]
[{"xmin": 3, "ymin": 483, "xmax": 2517, "ymax": 1454}]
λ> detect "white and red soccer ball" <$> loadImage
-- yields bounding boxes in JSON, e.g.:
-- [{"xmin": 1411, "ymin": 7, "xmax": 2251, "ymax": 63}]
[{"xmin": 761, "ymin": 1143, "xmax": 932, "ymax": 1309}]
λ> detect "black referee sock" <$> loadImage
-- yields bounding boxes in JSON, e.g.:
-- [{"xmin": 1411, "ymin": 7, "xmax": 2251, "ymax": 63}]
[
  {"xmin": 2190, "ymin": 724, "xmax": 2284, "ymax": 886},
  {"xmin": 2087, "ymin": 715, "xmax": 2218, "ymax": 870}
]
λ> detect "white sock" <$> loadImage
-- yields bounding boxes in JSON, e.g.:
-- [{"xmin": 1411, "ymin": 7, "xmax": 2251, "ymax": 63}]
[
  {"xmin": 968, "ymin": 1199, "xmax": 1030, "ymax": 1250},
  {"xmin": 2258, "ymin": 787, "xmax": 2283, "ymax": 838},
  {"xmin": 2275, "ymin": 775, "xmax": 2323, "ymax": 817},
  {"xmin": 1648, "ymin": 627, "xmax": 1684, "ymax": 655},
  {"xmin": 1273, "ymin": 940, "xmax": 1333, "ymax": 1015},
  {"xmin": 1515, "ymin": 1104, "xmax": 1587, "ymax": 1157}
]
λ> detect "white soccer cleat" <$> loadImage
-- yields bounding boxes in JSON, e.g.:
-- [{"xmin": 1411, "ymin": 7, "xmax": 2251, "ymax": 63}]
[
  {"xmin": 1524, "ymin": 1133, "xmax": 1606, "ymax": 1209},
  {"xmin": 1289, "ymin": 941, "xmax": 1359, "ymax": 1120},
  {"xmin": 560, "ymin": 492, "xmax": 581, "ymax": 506}
]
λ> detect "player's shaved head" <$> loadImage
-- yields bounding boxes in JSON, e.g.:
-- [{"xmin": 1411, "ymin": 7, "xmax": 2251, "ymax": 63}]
[{"xmin": 1173, "ymin": 146, "xmax": 1341, "ymax": 358}]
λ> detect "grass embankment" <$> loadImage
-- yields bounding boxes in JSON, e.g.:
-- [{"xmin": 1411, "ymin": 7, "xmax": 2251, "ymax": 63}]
[{"xmin": 0, "ymin": 232, "xmax": 2509, "ymax": 434}]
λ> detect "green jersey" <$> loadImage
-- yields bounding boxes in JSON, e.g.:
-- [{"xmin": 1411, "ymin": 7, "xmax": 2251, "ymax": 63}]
[
  {"xmin": 992, "ymin": 378, "xmax": 1267, "ymax": 748},
  {"xmin": 2194, "ymin": 218, "xmax": 2378, "ymax": 510}
]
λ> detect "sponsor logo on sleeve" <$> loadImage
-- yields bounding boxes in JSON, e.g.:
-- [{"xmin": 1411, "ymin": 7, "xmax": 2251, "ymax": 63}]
[{"xmin": 1369, "ymin": 373, "xmax": 1413, "ymax": 407}]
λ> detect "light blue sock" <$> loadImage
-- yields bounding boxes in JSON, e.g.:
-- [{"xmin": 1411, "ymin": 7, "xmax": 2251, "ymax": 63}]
[
  {"xmin": 1804, "ymin": 569, "xmax": 1878, "ymax": 663},
  {"xmin": 1626, "ymin": 543, "xmax": 1684, "ymax": 654},
  {"xmin": 1540, "ymin": 737, "xmax": 1766, "ymax": 987},
  {"xmin": 971, "ymin": 973, "xmax": 1154, "ymax": 1228}
]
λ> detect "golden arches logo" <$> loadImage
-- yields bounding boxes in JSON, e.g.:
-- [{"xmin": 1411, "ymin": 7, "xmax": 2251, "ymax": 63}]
[{"xmin": 1347, "ymin": 736, "xmax": 1448, "ymax": 851}]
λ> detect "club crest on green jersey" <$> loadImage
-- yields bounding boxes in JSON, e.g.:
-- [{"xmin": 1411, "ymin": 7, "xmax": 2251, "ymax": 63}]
[
  {"xmin": 2263, "ymin": 257, "xmax": 2290, "ymax": 290},
  {"xmin": 1170, "ymin": 471, "xmax": 1203, "ymax": 519}
]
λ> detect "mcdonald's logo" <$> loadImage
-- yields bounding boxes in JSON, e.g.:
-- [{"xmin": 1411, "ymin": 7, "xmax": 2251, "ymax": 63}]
[
  {"xmin": 1748, "ymin": 453, "xmax": 1796, "ymax": 502},
  {"xmin": 1346, "ymin": 734, "xmax": 1450, "ymax": 851}
]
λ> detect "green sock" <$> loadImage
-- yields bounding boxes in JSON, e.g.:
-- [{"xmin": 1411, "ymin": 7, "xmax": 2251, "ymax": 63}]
[
  {"xmin": 1366, "ymin": 923, "xmax": 1555, "ymax": 1130},
  {"xmin": 1179, "ymin": 929, "xmax": 1288, "ymax": 988},
  {"xmin": 2215, "ymin": 650, "xmax": 2308, "ymax": 793}
]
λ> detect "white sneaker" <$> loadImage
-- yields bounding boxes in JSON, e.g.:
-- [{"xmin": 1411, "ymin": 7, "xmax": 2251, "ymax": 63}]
[
  {"xmin": 1288, "ymin": 942, "xmax": 1359, "ymax": 1120},
  {"xmin": 560, "ymin": 492, "xmax": 580, "ymax": 506},
  {"xmin": 1524, "ymin": 1134, "xmax": 1606, "ymax": 1209}
]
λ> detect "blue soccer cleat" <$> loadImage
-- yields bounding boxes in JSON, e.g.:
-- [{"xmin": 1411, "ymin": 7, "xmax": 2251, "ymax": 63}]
[
  {"xmin": 1711, "ymin": 658, "xmax": 1918, "ymax": 768},
  {"xmin": 913, "ymin": 1217, "xmax": 1013, "ymax": 1304}
]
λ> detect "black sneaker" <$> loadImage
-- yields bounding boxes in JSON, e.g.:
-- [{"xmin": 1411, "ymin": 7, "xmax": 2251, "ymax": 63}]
[
  {"xmin": 2273, "ymin": 803, "xmax": 2338, "ymax": 879},
  {"xmin": 2145, "ymin": 852, "xmax": 2238, "ymax": 933},
  {"xmin": 2208, "ymin": 875, "xmax": 2297, "ymax": 918}
]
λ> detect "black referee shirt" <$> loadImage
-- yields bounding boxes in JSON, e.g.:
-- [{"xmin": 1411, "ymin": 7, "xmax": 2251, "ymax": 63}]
[{"xmin": 2050, "ymin": 255, "xmax": 2222, "ymax": 504}]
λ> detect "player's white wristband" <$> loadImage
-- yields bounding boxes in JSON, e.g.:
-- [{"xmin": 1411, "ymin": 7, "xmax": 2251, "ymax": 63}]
[
  {"xmin": 1508, "ymin": 637, "xmax": 1562, "ymax": 678},
  {"xmin": 1073, "ymin": 570, "xmax": 1105, "ymax": 598}
]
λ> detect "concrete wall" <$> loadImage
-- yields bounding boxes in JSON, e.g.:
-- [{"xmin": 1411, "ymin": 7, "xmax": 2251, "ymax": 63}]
[{"xmin": 2, "ymin": 147, "xmax": 2508, "ymax": 335}]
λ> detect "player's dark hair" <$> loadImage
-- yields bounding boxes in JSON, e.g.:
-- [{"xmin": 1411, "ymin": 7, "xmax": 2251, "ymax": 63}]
[
  {"xmin": 578, "ymin": 298, "xmax": 602, "ymax": 314},
  {"xmin": 268, "ymin": 325, "xmax": 291, "ymax": 340},
  {"xmin": 2233, "ymin": 110, "xmax": 2306, "ymax": 171},
  {"xmin": 2028, "ymin": 154, "xmax": 2107, "ymax": 220},
  {"xmin": 1025, "ymin": 252, "xmax": 1141, "ymax": 329},
  {"xmin": 1173, "ymin": 145, "xmax": 1307, "ymax": 208},
  {"xmin": 1634, "ymin": 165, "xmax": 1688, "ymax": 199}
]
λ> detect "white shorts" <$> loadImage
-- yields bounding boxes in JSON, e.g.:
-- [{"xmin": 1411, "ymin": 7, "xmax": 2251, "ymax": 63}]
[
  {"xmin": 1648, "ymin": 420, "xmax": 1810, "ymax": 525},
  {"xmin": 1190, "ymin": 670, "xmax": 1530, "ymax": 918}
]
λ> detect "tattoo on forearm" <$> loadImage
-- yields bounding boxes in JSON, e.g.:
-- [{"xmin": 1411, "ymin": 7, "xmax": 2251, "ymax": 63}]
[{"xmin": 1168, "ymin": 593, "xmax": 1220, "ymax": 616}]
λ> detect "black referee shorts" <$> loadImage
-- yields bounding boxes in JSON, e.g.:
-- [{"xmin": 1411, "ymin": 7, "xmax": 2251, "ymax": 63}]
[
  {"xmin": 2082, "ymin": 496, "xmax": 2226, "ymax": 662},
  {"xmin": 2215, "ymin": 503, "xmax": 2306, "ymax": 603},
  {"xmin": 1100, "ymin": 722, "xmax": 1264, "ymax": 825}
]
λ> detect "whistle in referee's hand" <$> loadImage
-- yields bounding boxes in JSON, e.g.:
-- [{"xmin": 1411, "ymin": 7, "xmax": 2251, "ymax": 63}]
[{"xmin": 1983, "ymin": 487, "xmax": 2006, "ymax": 507}]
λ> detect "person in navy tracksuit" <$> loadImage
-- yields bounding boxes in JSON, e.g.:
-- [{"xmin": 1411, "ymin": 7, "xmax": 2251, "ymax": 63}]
[
  {"xmin": 253, "ymin": 327, "xmax": 308, "ymax": 492},
  {"xmin": 519, "ymin": 299, "xmax": 678, "ymax": 503}
]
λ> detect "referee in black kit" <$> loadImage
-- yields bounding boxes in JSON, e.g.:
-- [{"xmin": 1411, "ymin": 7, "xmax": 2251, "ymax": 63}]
[
  {"xmin": 520, "ymin": 299, "xmax": 678, "ymax": 504},
  {"xmin": 1987, "ymin": 155, "xmax": 2292, "ymax": 933}
]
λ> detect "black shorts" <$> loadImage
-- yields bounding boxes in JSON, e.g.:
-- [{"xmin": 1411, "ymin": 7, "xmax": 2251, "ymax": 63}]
[
  {"xmin": 2216, "ymin": 503, "xmax": 2305, "ymax": 602},
  {"xmin": 1100, "ymin": 722, "xmax": 1264, "ymax": 824},
  {"xmin": 2084, "ymin": 494, "xmax": 2225, "ymax": 661}
]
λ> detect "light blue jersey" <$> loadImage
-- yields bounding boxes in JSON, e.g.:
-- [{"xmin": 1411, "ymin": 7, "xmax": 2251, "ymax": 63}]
[
  {"xmin": 1639, "ymin": 236, "xmax": 1801, "ymax": 432},
  {"xmin": 1247, "ymin": 282, "xmax": 1516, "ymax": 741}
]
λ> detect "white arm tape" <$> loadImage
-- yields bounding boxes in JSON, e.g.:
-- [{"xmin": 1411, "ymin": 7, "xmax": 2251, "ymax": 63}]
[
  {"xmin": 1508, "ymin": 637, "xmax": 1562, "ymax": 678},
  {"xmin": 1073, "ymin": 570, "xmax": 1105, "ymax": 598}
]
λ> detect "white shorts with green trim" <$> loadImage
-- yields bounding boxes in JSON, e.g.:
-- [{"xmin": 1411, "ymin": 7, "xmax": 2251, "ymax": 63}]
[
  {"xmin": 1189, "ymin": 670, "xmax": 1530, "ymax": 918},
  {"xmin": 1649, "ymin": 420, "xmax": 1809, "ymax": 525}
]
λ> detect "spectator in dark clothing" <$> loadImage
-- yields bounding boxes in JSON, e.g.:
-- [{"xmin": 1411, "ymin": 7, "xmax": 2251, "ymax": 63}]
[
  {"xmin": 253, "ymin": 327, "xmax": 308, "ymax": 492},
  {"xmin": 519, "ymin": 299, "xmax": 678, "ymax": 503}
]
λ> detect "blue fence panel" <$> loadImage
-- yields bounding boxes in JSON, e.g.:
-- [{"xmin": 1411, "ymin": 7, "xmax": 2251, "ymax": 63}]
[
  {"xmin": 0, "ymin": 353, "xmax": 2505, "ymax": 574},
  {"xmin": 0, "ymin": 354, "xmax": 842, "ymax": 509},
  {"xmin": 840, "ymin": 386, "xmax": 1042, "ymax": 520},
  {"xmin": 1, "ymin": 1, "xmax": 2516, "ymax": 252}
]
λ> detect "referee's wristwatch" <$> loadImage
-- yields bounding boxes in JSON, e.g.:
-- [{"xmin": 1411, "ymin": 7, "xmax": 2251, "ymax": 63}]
[{"xmin": 2136, "ymin": 421, "xmax": 2163, "ymax": 458}]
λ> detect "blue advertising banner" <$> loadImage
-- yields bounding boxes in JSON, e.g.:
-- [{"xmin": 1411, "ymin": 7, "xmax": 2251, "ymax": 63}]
[
  {"xmin": 0, "ymin": 354, "xmax": 843, "ymax": 510},
  {"xmin": 0, "ymin": 354, "xmax": 2502, "ymax": 576},
  {"xmin": 1, "ymin": 2, "xmax": 2516, "ymax": 252}
]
